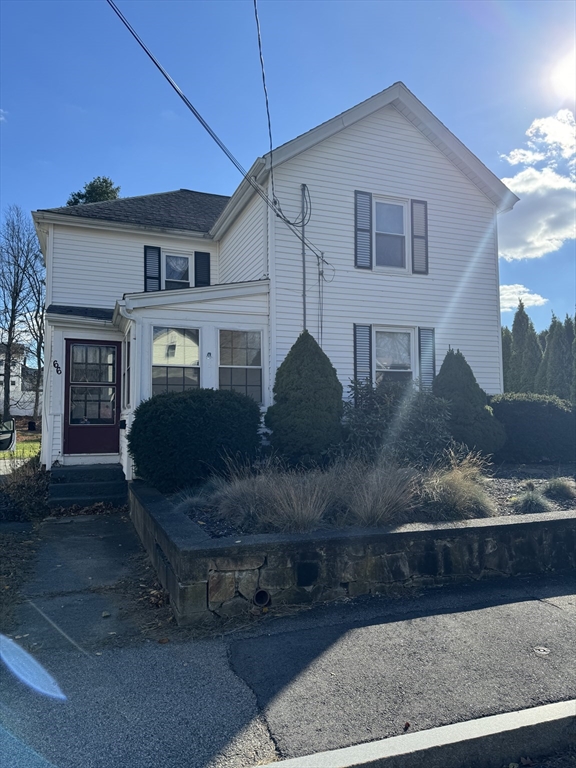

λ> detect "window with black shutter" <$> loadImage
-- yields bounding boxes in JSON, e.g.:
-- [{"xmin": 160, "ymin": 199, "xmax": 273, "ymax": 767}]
[
  {"xmin": 194, "ymin": 252, "xmax": 211, "ymax": 287},
  {"xmin": 144, "ymin": 246, "xmax": 161, "ymax": 292},
  {"xmin": 418, "ymin": 327, "xmax": 435, "ymax": 390},
  {"xmin": 411, "ymin": 201, "xmax": 429, "ymax": 274}
]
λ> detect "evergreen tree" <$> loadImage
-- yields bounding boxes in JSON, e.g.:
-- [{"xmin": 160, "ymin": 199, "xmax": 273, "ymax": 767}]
[
  {"xmin": 538, "ymin": 329, "xmax": 548, "ymax": 354},
  {"xmin": 564, "ymin": 314, "xmax": 575, "ymax": 351},
  {"xmin": 509, "ymin": 300, "xmax": 542, "ymax": 392},
  {"xmin": 432, "ymin": 348, "xmax": 506, "ymax": 455},
  {"xmin": 501, "ymin": 326, "xmax": 512, "ymax": 392},
  {"xmin": 535, "ymin": 315, "xmax": 571, "ymax": 400},
  {"xmin": 572, "ymin": 333, "xmax": 576, "ymax": 406},
  {"xmin": 265, "ymin": 330, "xmax": 343, "ymax": 464},
  {"xmin": 67, "ymin": 176, "xmax": 120, "ymax": 206}
]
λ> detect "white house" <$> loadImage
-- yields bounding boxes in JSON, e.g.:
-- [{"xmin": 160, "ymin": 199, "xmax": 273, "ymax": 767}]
[
  {"xmin": 0, "ymin": 343, "xmax": 42, "ymax": 418},
  {"xmin": 32, "ymin": 82, "xmax": 518, "ymax": 476}
]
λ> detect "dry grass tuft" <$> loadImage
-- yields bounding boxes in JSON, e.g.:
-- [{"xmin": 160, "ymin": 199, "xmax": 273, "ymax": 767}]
[
  {"xmin": 512, "ymin": 491, "xmax": 553, "ymax": 515},
  {"xmin": 418, "ymin": 449, "xmax": 495, "ymax": 520},
  {"xmin": 543, "ymin": 477, "xmax": 576, "ymax": 501}
]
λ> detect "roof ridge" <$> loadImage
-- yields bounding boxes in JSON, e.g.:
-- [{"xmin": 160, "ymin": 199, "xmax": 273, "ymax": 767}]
[{"xmin": 41, "ymin": 188, "xmax": 230, "ymax": 213}]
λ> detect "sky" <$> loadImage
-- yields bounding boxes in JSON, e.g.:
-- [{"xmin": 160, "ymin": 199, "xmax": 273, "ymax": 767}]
[{"xmin": 1, "ymin": 0, "xmax": 574, "ymax": 332}]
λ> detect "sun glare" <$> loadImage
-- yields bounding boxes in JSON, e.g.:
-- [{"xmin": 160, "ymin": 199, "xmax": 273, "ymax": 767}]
[{"xmin": 551, "ymin": 51, "xmax": 576, "ymax": 100}]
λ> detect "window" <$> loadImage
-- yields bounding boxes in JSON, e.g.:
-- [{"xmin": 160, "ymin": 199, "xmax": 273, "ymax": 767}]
[
  {"xmin": 122, "ymin": 335, "xmax": 131, "ymax": 408},
  {"xmin": 144, "ymin": 247, "xmax": 211, "ymax": 292},
  {"xmin": 375, "ymin": 201, "xmax": 406, "ymax": 268},
  {"xmin": 354, "ymin": 192, "xmax": 428, "ymax": 274},
  {"xmin": 152, "ymin": 327, "xmax": 200, "ymax": 395},
  {"xmin": 375, "ymin": 329, "xmax": 413, "ymax": 384},
  {"xmin": 219, "ymin": 330, "xmax": 262, "ymax": 403},
  {"xmin": 165, "ymin": 255, "xmax": 190, "ymax": 290},
  {"xmin": 354, "ymin": 324, "xmax": 435, "ymax": 391}
]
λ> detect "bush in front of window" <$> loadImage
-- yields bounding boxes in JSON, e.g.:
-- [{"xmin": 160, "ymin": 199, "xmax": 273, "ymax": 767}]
[
  {"xmin": 490, "ymin": 393, "xmax": 575, "ymax": 463},
  {"xmin": 127, "ymin": 388, "xmax": 261, "ymax": 493},
  {"xmin": 265, "ymin": 330, "xmax": 343, "ymax": 465},
  {"xmin": 342, "ymin": 378, "xmax": 451, "ymax": 466},
  {"xmin": 432, "ymin": 349, "xmax": 506, "ymax": 456}
]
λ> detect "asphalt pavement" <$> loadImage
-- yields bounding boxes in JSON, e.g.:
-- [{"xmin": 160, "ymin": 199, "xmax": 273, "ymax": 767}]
[{"xmin": 1, "ymin": 513, "xmax": 575, "ymax": 768}]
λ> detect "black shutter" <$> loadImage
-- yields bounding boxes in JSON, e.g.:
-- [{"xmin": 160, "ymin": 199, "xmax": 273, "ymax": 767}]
[
  {"xmin": 354, "ymin": 324, "xmax": 372, "ymax": 382},
  {"xmin": 355, "ymin": 191, "xmax": 372, "ymax": 269},
  {"xmin": 411, "ymin": 200, "xmax": 428, "ymax": 274},
  {"xmin": 194, "ymin": 252, "xmax": 211, "ymax": 287},
  {"xmin": 418, "ymin": 327, "xmax": 435, "ymax": 391},
  {"xmin": 144, "ymin": 246, "xmax": 161, "ymax": 292}
]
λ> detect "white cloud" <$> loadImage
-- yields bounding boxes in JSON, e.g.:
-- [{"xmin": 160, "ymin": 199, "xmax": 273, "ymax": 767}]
[
  {"xmin": 499, "ymin": 109, "xmax": 576, "ymax": 261},
  {"xmin": 0, "ymin": 109, "xmax": 6, "ymax": 123},
  {"xmin": 500, "ymin": 284, "xmax": 548, "ymax": 313}
]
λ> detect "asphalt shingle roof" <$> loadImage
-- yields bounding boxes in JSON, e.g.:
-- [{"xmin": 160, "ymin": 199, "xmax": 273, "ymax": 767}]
[{"xmin": 40, "ymin": 189, "xmax": 230, "ymax": 234}]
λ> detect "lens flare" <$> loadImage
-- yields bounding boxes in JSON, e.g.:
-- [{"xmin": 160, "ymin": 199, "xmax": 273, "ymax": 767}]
[{"xmin": 551, "ymin": 51, "xmax": 576, "ymax": 101}]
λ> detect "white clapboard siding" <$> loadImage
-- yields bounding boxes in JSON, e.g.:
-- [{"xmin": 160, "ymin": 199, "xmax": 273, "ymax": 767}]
[
  {"xmin": 52, "ymin": 226, "xmax": 217, "ymax": 308},
  {"xmin": 270, "ymin": 104, "xmax": 503, "ymax": 393},
  {"xmin": 218, "ymin": 195, "xmax": 266, "ymax": 284}
]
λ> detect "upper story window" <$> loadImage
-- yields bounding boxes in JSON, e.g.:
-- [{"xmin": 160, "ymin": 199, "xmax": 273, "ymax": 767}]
[
  {"xmin": 144, "ymin": 247, "xmax": 211, "ymax": 292},
  {"xmin": 355, "ymin": 192, "xmax": 428, "ymax": 274},
  {"xmin": 375, "ymin": 200, "xmax": 406, "ymax": 269},
  {"xmin": 152, "ymin": 327, "xmax": 200, "ymax": 395},
  {"xmin": 219, "ymin": 330, "xmax": 262, "ymax": 403}
]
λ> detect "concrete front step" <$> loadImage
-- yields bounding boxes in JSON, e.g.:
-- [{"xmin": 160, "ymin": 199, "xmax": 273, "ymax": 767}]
[
  {"xmin": 47, "ymin": 494, "xmax": 128, "ymax": 509},
  {"xmin": 50, "ymin": 464, "xmax": 125, "ymax": 484},
  {"xmin": 48, "ymin": 463, "xmax": 127, "ymax": 508}
]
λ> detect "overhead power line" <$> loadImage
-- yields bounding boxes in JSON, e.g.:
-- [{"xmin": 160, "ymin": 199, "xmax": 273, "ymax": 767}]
[{"xmin": 105, "ymin": 0, "xmax": 326, "ymax": 264}]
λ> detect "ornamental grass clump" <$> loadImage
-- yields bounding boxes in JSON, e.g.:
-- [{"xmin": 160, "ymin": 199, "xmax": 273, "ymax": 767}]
[
  {"xmin": 543, "ymin": 477, "xmax": 576, "ymax": 501},
  {"xmin": 511, "ymin": 491, "xmax": 553, "ymax": 515},
  {"xmin": 335, "ymin": 460, "xmax": 417, "ymax": 528},
  {"xmin": 418, "ymin": 448, "xmax": 496, "ymax": 520}
]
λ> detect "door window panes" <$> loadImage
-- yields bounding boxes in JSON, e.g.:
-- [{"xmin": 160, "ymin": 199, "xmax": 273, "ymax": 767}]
[{"xmin": 71, "ymin": 345, "xmax": 116, "ymax": 383}]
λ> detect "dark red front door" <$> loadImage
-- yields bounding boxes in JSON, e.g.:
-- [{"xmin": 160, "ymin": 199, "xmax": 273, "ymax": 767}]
[{"xmin": 64, "ymin": 340, "xmax": 121, "ymax": 455}]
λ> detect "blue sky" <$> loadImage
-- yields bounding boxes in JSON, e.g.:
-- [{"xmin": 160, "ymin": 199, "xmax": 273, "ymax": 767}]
[{"xmin": 1, "ymin": 0, "xmax": 574, "ymax": 331}]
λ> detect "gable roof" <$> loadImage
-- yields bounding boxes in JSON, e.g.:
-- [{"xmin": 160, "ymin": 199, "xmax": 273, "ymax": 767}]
[
  {"xmin": 38, "ymin": 189, "xmax": 230, "ymax": 234},
  {"xmin": 211, "ymin": 82, "xmax": 519, "ymax": 237}
]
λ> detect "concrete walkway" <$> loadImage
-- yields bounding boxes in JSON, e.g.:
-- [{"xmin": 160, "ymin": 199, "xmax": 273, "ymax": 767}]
[{"xmin": 1, "ymin": 513, "xmax": 574, "ymax": 768}]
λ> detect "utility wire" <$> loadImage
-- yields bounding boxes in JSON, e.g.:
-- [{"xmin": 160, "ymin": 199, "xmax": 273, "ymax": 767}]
[
  {"xmin": 105, "ymin": 0, "xmax": 326, "ymax": 263},
  {"xmin": 253, "ymin": 0, "xmax": 276, "ymax": 206}
]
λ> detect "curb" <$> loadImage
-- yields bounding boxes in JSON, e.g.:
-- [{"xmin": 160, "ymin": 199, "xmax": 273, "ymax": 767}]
[{"xmin": 256, "ymin": 700, "xmax": 576, "ymax": 768}]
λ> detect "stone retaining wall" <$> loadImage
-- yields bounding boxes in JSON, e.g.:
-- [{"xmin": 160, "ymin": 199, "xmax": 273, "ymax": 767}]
[{"xmin": 128, "ymin": 481, "xmax": 576, "ymax": 626}]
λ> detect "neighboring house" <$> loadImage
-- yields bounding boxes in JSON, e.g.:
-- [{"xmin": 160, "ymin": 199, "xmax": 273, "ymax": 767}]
[
  {"xmin": 0, "ymin": 343, "xmax": 42, "ymax": 418},
  {"xmin": 32, "ymin": 82, "xmax": 518, "ymax": 476}
]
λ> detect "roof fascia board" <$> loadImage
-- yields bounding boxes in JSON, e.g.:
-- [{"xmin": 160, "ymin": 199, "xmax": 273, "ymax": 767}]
[
  {"xmin": 123, "ymin": 279, "xmax": 270, "ymax": 310},
  {"xmin": 257, "ymin": 82, "xmax": 518, "ymax": 214},
  {"xmin": 209, "ymin": 158, "xmax": 267, "ymax": 239},
  {"xmin": 32, "ymin": 211, "xmax": 214, "ymax": 241},
  {"xmin": 45, "ymin": 313, "xmax": 114, "ymax": 330}
]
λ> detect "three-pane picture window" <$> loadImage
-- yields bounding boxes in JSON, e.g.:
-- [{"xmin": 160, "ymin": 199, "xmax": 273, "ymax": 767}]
[
  {"xmin": 152, "ymin": 327, "xmax": 200, "ymax": 395},
  {"xmin": 219, "ymin": 330, "xmax": 262, "ymax": 403},
  {"xmin": 375, "ymin": 201, "xmax": 406, "ymax": 268}
]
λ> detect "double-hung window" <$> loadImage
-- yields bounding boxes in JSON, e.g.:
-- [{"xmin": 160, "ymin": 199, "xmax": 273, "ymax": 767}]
[
  {"xmin": 144, "ymin": 247, "xmax": 211, "ymax": 292},
  {"xmin": 375, "ymin": 200, "xmax": 406, "ymax": 269},
  {"xmin": 219, "ymin": 330, "xmax": 262, "ymax": 403},
  {"xmin": 354, "ymin": 192, "xmax": 428, "ymax": 274},
  {"xmin": 152, "ymin": 327, "xmax": 200, "ymax": 395},
  {"xmin": 375, "ymin": 329, "xmax": 413, "ymax": 384}
]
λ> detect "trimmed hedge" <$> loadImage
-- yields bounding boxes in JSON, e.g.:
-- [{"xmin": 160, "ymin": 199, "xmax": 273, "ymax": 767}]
[
  {"xmin": 128, "ymin": 389, "xmax": 261, "ymax": 493},
  {"xmin": 490, "ymin": 393, "xmax": 575, "ymax": 463},
  {"xmin": 433, "ymin": 349, "xmax": 506, "ymax": 455},
  {"xmin": 265, "ymin": 330, "xmax": 343, "ymax": 465}
]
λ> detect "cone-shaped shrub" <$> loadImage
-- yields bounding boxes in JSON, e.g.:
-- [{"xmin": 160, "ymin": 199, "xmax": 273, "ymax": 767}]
[
  {"xmin": 432, "ymin": 348, "xmax": 506, "ymax": 455},
  {"xmin": 128, "ymin": 389, "xmax": 261, "ymax": 493},
  {"xmin": 265, "ymin": 330, "xmax": 343, "ymax": 464}
]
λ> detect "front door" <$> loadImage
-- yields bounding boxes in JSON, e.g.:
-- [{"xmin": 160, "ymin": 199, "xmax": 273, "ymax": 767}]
[{"xmin": 64, "ymin": 340, "xmax": 121, "ymax": 455}]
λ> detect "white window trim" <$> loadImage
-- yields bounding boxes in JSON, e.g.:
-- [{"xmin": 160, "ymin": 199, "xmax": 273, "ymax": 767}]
[
  {"xmin": 373, "ymin": 196, "xmax": 410, "ymax": 274},
  {"xmin": 162, "ymin": 250, "xmax": 194, "ymax": 291},
  {"xmin": 374, "ymin": 326, "xmax": 417, "ymax": 382}
]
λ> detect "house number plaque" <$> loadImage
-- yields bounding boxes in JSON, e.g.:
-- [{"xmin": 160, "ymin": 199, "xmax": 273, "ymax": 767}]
[{"xmin": 53, "ymin": 360, "xmax": 62, "ymax": 375}]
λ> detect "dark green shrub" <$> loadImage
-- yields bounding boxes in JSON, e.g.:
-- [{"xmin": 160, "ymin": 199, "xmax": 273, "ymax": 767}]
[
  {"xmin": 265, "ymin": 330, "xmax": 343, "ymax": 464},
  {"xmin": 342, "ymin": 378, "xmax": 451, "ymax": 467},
  {"xmin": 128, "ymin": 389, "xmax": 261, "ymax": 492},
  {"xmin": 490, "ymin": 393, "xmax": 575, "ymax": 463},
  {"xmin": 432, "ymin": 348, "xmax": 506, "ymax": 455}
]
